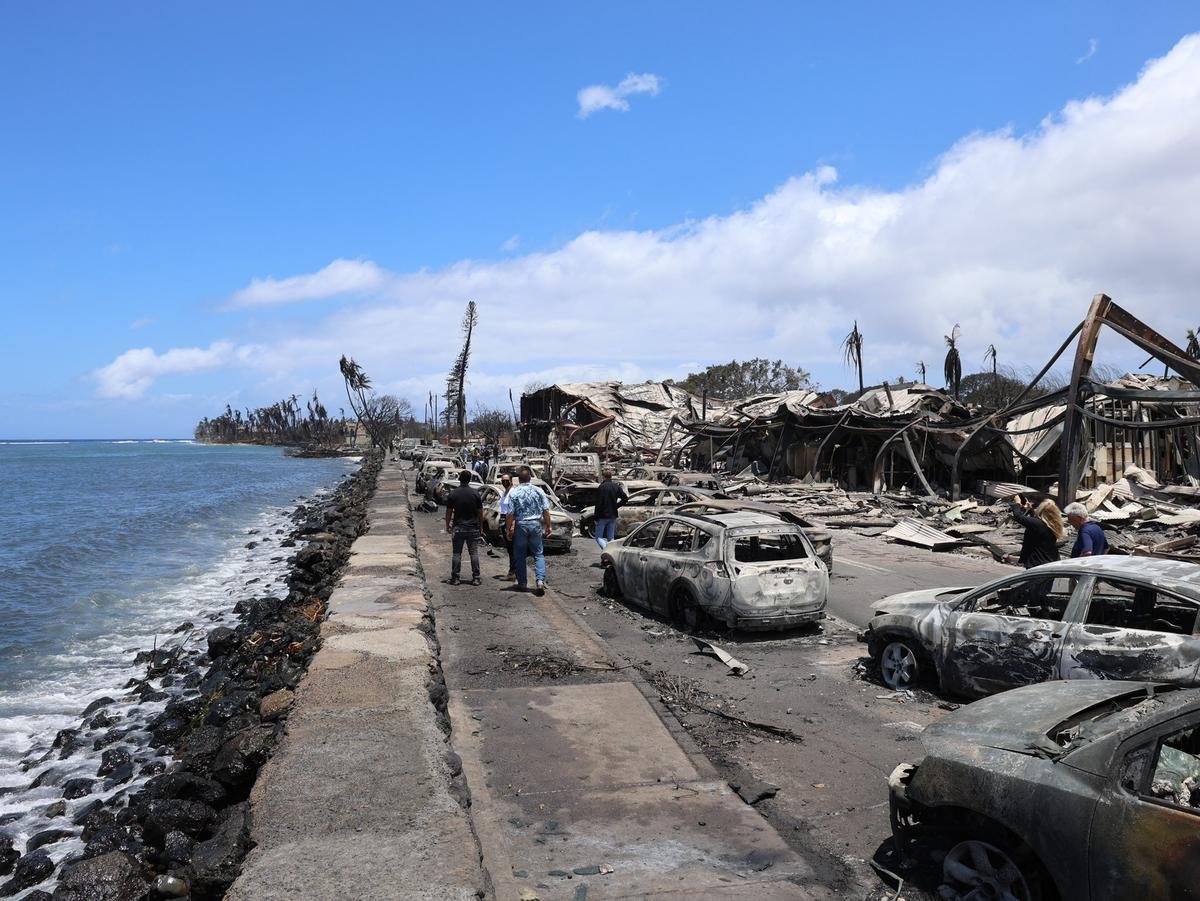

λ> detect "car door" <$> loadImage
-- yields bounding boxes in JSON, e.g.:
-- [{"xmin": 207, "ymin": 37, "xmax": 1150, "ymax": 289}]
[
  {"xmin": 617, "ymin": 521, "xmax": 663, "ymax": 607},
  {"xmin": 940, "ymin": 572, "xmax": 1085, "ymax": 697},
  {"xmin": 1060, "ymin": 576, "xmax": 1200, "ymax": 686},
  {"xmin": 642, "ymin": 520, "xmax": 698, "ymax": 616},
  {"xmin": 1090, "ymin": 712, "xmax": 1200, "ymax": 900}
]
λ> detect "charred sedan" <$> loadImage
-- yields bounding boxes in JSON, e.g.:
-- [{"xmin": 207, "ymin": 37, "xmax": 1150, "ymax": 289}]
[
  {"xmin": 889, "ymin": 680, "xmax": 1200, "ymax": 901},
  {"xmin": 864, "ymin": 556, "xmax": 1200, "ymax": 697},
  {"xmin": 600, "ymin": 510, "xmax": 828, "ymax": 631}
]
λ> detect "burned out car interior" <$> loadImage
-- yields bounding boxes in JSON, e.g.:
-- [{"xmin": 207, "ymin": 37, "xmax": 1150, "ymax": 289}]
[{"xmin": 966, "ymin": 574, "xmax": 1079, "ymax": 622}]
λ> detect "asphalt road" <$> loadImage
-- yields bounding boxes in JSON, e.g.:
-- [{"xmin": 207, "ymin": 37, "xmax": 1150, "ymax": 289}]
[{"xmin": 411, "ymin": 472, "xmax": 1021, "ymax": 898}]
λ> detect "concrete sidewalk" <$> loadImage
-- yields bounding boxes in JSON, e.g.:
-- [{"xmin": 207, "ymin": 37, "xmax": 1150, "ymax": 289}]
[
  {"xmin": 227, "ymin": 462, "xmax": 485, "ymax": 900},
  {"xmin": 414, "ymin": 494, "xmax": 824, "ymax": 900}
]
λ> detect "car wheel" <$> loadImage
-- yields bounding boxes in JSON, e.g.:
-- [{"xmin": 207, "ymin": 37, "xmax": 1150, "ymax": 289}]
[
  {"xmin": 602, "ymin": 567, "xmax": 622, "ymax": 599},
  {"xmin": 941, "ymin": 837, "xmax": 1048, "ymax": 901},
  {"xmin": 580, "ymin": 521, "xmax": 594, "ymax": 538},
  {"xmin": 879, "ymin": 640, "xmax": 922, "ymax": 690},
  {"xmin": 670, "ymin": 586, "xmax": 707, "ymax": 632}
]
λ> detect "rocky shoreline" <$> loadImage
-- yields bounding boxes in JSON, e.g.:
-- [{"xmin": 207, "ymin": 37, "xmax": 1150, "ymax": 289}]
[{"xmin": 0, "ymin": 451, "xmax": 382, "ymax": 900}]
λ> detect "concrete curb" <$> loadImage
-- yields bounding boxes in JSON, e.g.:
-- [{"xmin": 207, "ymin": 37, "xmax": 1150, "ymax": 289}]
[{"xmin": 226, "ymin": 462, "xmax": 486, "ymax": 900}]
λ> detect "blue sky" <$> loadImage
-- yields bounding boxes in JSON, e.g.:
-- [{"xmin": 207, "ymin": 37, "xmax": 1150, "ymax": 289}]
[{"xmin": 3, "ymin": 3, "xmax": 1200, "ymax": 438}]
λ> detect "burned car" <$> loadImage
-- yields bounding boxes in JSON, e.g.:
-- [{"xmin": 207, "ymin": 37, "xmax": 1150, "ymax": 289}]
[
  {"xmin": 577, "ymin": 486, "xmax": 718, "ymax": 538},
  {"xmin": 889, "ymin": 680, "xmax": 1200, "ymax": 900},
  {"xmin": 415, "ymin": 458, "xmax": 457, "ymax": 492},
  {"xmin": 478, "ymin": 483, "xmax": 575, "ymax": 552},
  {"xmin": 864, "ymin": 556, "xmax": 1200, "ymax": 697},
  {"xmin": 600, "ymin": 510, "xmax": 828, "ymax": 631},
  {"xmin": 428, "ymin": 466, "xmax": 484, "ymax": 504},
  {"xmin": 619, "ymin": 465, "xmax": 723, "ymax": 492},
  {"xmin": 675, "ymin": 498, "xmax": 833, "ymax": 573}
]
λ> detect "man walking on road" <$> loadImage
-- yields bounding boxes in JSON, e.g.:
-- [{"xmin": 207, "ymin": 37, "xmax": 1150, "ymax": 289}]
[
  {"xmin": 498, "ymin": 473, "xmax": 516, "ymax": 580},
  {"xmin": 505, "ymin": 466, "xmax": 551, "ymax": 595},
  {"xmin": 593, "ymin": 466, "xmax": 627, "ymax": 550},
  {"xmin": 1064, "ymin": 502, "xmax": 1109, "ymax": 557},
  {"xmin": 445, "ymin": 470, "xmax": 486, "ymax": 585}
]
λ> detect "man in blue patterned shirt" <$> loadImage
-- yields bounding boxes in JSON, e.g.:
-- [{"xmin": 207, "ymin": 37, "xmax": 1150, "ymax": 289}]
[{"xmin": 505, "ymin": 466, "xmax": 552, "ymax": 595}]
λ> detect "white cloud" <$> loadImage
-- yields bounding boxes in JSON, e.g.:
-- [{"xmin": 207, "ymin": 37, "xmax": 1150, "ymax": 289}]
[
  {"xmin": 501, "ymin": 234, "xmax": 521, "ymax": 252},
  {"xmin": 577, "ymin": 72, "xmax": 662, "ymax": 118},
  {"xmin": 1077, "ymin": 37, "xmax": 1099, "ymax": 64},
  {"xmin": 93, "ymin": 341, "xmax": 262, "ymax": 399},
  {"xmin": 226, "ymin": 258, "xmax": 388, "ymax": 307},
  {"xmin": 99, "ymin": 35, "xmax": 1200, "ymax": 408},
  {"xmin": 130, "ymin": 317, "xmax": 155, "ymax": 329}
]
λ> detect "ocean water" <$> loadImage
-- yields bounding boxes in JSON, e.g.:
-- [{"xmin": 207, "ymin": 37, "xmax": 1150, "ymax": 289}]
[{"xmin": 0, "ymin": 440, "xmax": 355, "ymax": 887}]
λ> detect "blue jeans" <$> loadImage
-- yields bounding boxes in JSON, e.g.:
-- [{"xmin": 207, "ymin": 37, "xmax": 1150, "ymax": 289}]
[
  {"xmin": 512, "ymin": 520, "xmax": 546, "ymax": 588},
  {"xmin": 595, "ymin": 517, "xmax": 617, "ymax": 549}
]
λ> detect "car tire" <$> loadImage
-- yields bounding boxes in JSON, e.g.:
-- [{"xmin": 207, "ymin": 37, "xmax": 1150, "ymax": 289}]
[
  {"xmin": 942, "ymin": 835, "xmax": 1053, "ymax": 901},
  {"xmin": 670, "ymin": 585, "xmax": 707, "ymax": 632},
  {"xmin": 579, "ymin": 521, "xmax": 594, "ymax": 538},
  {"xmin": 602, "ymin": 567, "xmax": 622, "ymax": 599},
  {"xmin": 878, "ymin": 639, "xmax": 923, "ymax": 690}
]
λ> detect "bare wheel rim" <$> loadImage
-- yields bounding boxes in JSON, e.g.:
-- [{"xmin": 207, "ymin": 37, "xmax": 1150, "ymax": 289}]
[
  {"xmin": 942, "ymin": 839, "xmax": 1032, "ymax": 901},
  {"xmin": 881, "ymin": 642, "xmax": 918, "ymax": 689}
]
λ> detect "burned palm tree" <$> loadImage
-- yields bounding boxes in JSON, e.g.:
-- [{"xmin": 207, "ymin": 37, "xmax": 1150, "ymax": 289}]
[
  {"xmin": 983, "ymin": 343, "xmax": 1000, "ymax": 407},
  {"xmin": 339, "ymin": 355, "xmax": 386, "ymax": 447},
  {"xmin": 1187, "ymin": 328, "xmax": 1200, "ymax": 360},
  {"xmin": 916, "ymin": 360, "xmax": 927, "ymax": 384},
  {"xmin": 943, "ymin": 324, "xmax": 963, "ymax": 400},
  {"xmin": 445, "ymin": 301, "xmax": 479, "ymax": 441},
  {"xmin": 841, "ymin": 321, "xmax": 864, "ymax": 394}
]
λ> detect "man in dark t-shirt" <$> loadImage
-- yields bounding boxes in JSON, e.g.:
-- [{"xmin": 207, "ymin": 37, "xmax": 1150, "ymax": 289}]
[
  {"xmin": 593, "ymin": 467, "xmax": 627, "ymax": 550},
  {"xmin": 444, "ymin": 470, "xmax": 485, "ymax": 585}
]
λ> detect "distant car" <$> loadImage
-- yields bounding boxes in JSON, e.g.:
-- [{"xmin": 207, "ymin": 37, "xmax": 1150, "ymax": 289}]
[
  {"xmin": 863, "ymin": 556, "xmax": 1200, "ymax": 696},
  {"xmin": 546, "ymin": 452, "xmax": 601, "ymax": 485},
  {"xmin": 889, "ymin": 680, "xmax": 1200, "ymax": 901},
  {"xmin": 485, "ymin": 461, "xmax": 528, "ymax": 484},
  {"xmin": 478, "ymin": 484, "xmax": 575, "ymax": 552},
  {"xmin": 674, "ymin": 499, "xmax": 833, "ymax": 573},
  {"xmin": 600, "ymin": 510, "xmax": 828, "ymax": 631},
  {"xmin": 578, "ymin": 486, "xmax": 718, "ymax": 538},
  {"xmin": 429, "ymin": 467, "xmax": 484, "ymax": 504}
]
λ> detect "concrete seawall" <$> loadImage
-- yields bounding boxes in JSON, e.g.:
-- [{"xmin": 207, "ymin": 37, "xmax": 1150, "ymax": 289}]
[{"xmin": 227, "ymin": 461, "xmax": 484, "ymax": 900}]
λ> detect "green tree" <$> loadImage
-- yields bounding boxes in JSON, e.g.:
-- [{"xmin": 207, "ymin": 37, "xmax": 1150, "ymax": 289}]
[{"xmin": 672, "ymin": 358, "xmax": 812, "ymax": 399}]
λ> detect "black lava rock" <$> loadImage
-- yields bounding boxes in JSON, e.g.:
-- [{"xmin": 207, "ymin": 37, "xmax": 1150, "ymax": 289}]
[
  {"xmin": 1, "ymin": 849, "xmax": 54, "ymax": 894},
  {"xmin": 62, "ymin": 778, "xmax": 95, "ymax": 800},
  {"xmin": 83, "ymin": 824, "xmax": 145, "ymax": 862},
  {"xmin": 81, "ymin": 697, "xmax": 115, "ymax": 717},
  {"xmin": 145, "ymin": 774, "xmax": 227, "ymax": 808},
  {"xmin": 25, "ymin": 829, "xmax": 72, "ymax": 854},
  {"xmin": 0, "ymin": 835, "xmax": 16, "ymax": 876},
  {"xmin": 142, "ymin": 800, "xmax": 216, "ymax": 846},
  {"xmin": 185, "ymin": 803, "xmax": 248, "ymax": 898},
  {"xmin": 160, "ymin": 830, "xmax": 194, "ymax": 870},
  {"xmin": 206, "ymin": 627, "xmax": 239, "ymax": 659},
  {"xmin": 97, "ymin": 749, "xmax": 132, "ymax": 778},
  {"xmin": 51, "ymin": 851, "xmax": 150, "ymax": 901}
]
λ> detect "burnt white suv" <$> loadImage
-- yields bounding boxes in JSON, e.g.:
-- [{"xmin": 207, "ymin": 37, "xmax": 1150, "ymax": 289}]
[{"xmin": 600, "ymin": 510, "xmax": 828, "ymax": 631}]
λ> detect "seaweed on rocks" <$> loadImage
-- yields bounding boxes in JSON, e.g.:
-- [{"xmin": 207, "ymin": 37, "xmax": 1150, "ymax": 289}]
[{"xmin": 28, "ymin": 450, "xmax": 384, "ymax": 900}]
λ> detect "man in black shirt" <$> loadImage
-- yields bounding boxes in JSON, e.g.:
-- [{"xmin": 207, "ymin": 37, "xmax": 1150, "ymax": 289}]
[
  {"xmin": 593, "ymin": 467, "xmax": 627, "ymax": 550},
  {"xmin": 444, "ymin": 470, "xmax": 485, "ymax": 585}
]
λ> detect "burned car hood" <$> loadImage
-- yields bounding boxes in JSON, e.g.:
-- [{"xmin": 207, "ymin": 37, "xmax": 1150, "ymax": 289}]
[
  {"xmin": 870, "ymin": 588, "xmax": 965, "ymax": 618},
  {"xmin": 924, "ymin": 680, "xmax": 1170, "ymax": 760}
]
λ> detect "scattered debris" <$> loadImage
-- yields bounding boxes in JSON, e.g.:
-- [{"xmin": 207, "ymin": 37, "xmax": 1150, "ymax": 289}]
[
  {"xmin": 691, "ymin": 638, "xmax": 750, "ymax": 676},
  {"xmin": 731, "ymin": 777, "xmax": 779, "ymax": 805}
]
